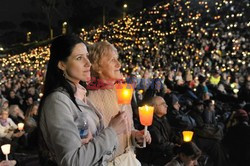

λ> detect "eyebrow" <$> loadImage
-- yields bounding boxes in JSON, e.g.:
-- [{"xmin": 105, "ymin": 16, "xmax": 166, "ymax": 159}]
[{"xmin": 74, "ymin": 53, "xmax": 89, "ymax": 57}]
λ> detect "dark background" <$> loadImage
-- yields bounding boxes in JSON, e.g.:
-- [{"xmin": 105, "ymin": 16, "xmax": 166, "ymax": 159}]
[{"xmin": 0, "ymin": 0, "xmax": 163, "ymax": 47}]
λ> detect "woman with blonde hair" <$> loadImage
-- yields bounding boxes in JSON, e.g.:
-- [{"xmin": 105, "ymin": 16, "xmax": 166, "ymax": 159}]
[
  {"xmin": 88, "ymin": 41, "xmax": 151, "ymax": 165},
  {"xmin": 8, "ymin": 105, "xmax": 25, "ymax": 124}
]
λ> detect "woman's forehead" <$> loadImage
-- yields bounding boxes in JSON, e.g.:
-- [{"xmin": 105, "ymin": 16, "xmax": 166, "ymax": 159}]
[{"xmin": 71, "ymin": 43, "xmax": 87, "ymax": 56}]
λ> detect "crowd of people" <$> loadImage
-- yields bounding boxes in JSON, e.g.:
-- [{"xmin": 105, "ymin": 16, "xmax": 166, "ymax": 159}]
[{"xmin": 0, "ymin": 0, "xmax": 249, "ymax": 165}]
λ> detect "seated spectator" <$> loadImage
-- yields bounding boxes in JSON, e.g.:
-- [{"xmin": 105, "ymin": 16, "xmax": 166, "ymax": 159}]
[
  {"xmin": 0, "ymin": 109, "xmax": 24, "ymax": 143},
  {"xmin": 167, "ymin": 94, "xmax": 196, "ymax": 134},
  {"xmin": 0, "ymin": 100, "xmax": 9, "ymax": 110},
  {"xmin": 6, "ymin": 91, "xmax": 20, "ymax": 107},
  {"xmin": 223, "ymin": 109, "xmax": 250, "ymax": 166},
  {"xmin": 209, "ymin": 71, "xmax": 221, "ymax": 86},
  {"xmin": 203, "ymin": 100, "xmax": 224, "ymax": 129},
  {"xmin": 196, "ymin": 74, "xmax": 210, "ymax": 100},
  {"xmin": 24, "ymin": 102, "xmax": 39, "ymax": 133},
  {"xmin": 20, "ymin": 96, "xmax": 33, "ymax": 114},
  {"xmin": 164, "ymin": 71, "xmax": 175, "ymax": 91},
  {"xmin": 8, "ymin": 105, "xmax": 25, "ymax": 124},
  {"xmin": 24, "ymin": 102, "xmax": 39, "ymax": 149},
  {"xmin": 143, "ymin": 78, "xmax": 166, "ymax": 104},
  {"xmin": 165, "ymin": 141, "xmax": 201, "ymax": 166},
  {"xmin": 238, "ymin": 81, "xmax": 250, "ymax": 103},
  {"xmin": 190, "ymin": 100, "xmax": 228, "ymax": 166},
  {"xmin": 137, "ymin": 96, "xmax": 180, "ymax": 165}
]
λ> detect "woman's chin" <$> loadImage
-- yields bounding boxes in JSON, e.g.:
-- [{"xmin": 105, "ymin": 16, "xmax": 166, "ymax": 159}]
[{"xmin": 81, "ymin": 75, "xmax": 91, "ymax": 82}]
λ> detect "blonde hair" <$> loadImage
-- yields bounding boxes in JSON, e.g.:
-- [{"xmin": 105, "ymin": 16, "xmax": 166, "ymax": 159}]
[
  {"xmin": 88, "ymin": 41, "xmax": 117, "ymax": 78},
  {"xmin": 0, "ymin": 107, "xmax": 9, "ymax": 115},
  {"xmin": 25, "ymin": 102, "xmax": 39, "ymax": 119},
  {"xmin": 9, "ymin": 105, "xmax": 23, "ymax": 117}
]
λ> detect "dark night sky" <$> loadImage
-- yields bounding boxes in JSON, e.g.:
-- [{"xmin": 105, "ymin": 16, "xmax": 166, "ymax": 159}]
[{"xmin": 0, "ymin": 0, "xmax": 163, "ymax": 47}]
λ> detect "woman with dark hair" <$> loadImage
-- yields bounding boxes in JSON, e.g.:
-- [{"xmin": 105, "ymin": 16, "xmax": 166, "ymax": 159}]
[
  {"xmin": 166, "ymin": 142, "xmax": 201, "ymax": 166},
  {"xmin": 24, "ymin": 101, "xmax": 39, "ymax": 149},
  {"xmin": 39, "ymin": 34, "xmax": 128, "ymax": 166},
  {"xmin": 25, "ymin": 101, "xmax": 39, "ymax": 133}
]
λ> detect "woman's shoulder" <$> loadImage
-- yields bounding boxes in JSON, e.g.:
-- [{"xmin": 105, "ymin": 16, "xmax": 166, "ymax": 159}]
[
  {"xmin": 42, "ymin": 90, "xmax": 76, "ymax": 115},
  {"xmin": 45, "ymin": 89, "xmax": 71, "ymax": 103}
]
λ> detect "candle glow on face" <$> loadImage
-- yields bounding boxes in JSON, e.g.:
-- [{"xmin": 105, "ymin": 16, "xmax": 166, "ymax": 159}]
[{"xmin": 139, "ymin": 105, "xmax": 154, "ymax": 126}]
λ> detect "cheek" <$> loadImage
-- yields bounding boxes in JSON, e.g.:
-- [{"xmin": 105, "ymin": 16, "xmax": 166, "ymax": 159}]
[{"xmin": 68, "ymin": 63, "xmax": 82, "ymax": 74}]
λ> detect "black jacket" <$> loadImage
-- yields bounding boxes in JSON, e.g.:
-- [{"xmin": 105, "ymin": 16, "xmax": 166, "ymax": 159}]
[{"xmin": 136, "ymin": 115, "xmax": 176, "ymax": 165}]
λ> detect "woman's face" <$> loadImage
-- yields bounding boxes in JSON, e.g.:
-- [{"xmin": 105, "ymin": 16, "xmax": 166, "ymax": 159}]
[
  {"xmin": 59, "ymin": 43, "xmax": 91, "ymax": 83},
  {"xmin": 98, "ymin": 49, "xmax": 122, "ymax": 81},
  {"xmin": 1, "ymin": 111, "xmax": 9, "ymax": 120},
  {"xmin": 32, "ymin": 105, "xmax": 38, "ymax": 115},
  {"xmin": 14, "ymin": 106, "xmax": 20, "ymax": 115}
]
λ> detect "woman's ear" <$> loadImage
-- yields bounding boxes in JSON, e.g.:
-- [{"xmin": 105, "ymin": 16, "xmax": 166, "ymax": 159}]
[{"xmin": 57, "ymin": 61, "xmax": 66, "ymax": 71}]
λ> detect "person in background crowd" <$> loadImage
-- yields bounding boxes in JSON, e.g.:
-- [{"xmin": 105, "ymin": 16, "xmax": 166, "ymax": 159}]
[
  {"xmin": 21, "ymin": 96, "xmax": 33, "ymax": 114},
  {"xmin": 137, "ymin": 96, "xmax": 179, "ymax": 166},
  {"xmin": 209, "ymin": 71, "xmax": 221, "ymax": 86},
  {"xmin": 166, "ymin": 94, "xmax": 196, "ymax": 134},
  {"xmin": 24, "ymin": 102, "xmax": 39, "ymax": 134},
  {"xmin": 190, "ymin": 100, "xmax": 228, "ymax": 166},
  {"xmin": 223, "ymin": 109, "xmax": 250, "ymax": 166},
  {"xmin": 0, "ymin": 109, "xmax": 24, "ymax": 143},
  {"xmin": 24, "ymin": 102, "xmax": 39, "ymax": 149},
  {"xmin": 165, "ymin": 142, "xmax": 202, "ymax": 166},
  {"xmin": 196, "ymin": 74, "xmax": 210, "ymax": 100},
  {"xmin": 238, "ymin": 81, "xmax": 250, "ymax": 103},
  {"xmin": 6, "ymin": 91, "xmax": 20, "ymax": 107},
  {"xmin": 8, "ymin": 105, "xmax": 25, "ymax": 124}
]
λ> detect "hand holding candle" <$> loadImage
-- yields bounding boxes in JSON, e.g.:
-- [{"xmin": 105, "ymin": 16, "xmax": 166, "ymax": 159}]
[
  {"xmin": 1, "ymin": 144, "xmax": 11, "ymax": 161},
  {"xmin": 139, "ymin": 105, "xmax": 154, "ymax": 147}
]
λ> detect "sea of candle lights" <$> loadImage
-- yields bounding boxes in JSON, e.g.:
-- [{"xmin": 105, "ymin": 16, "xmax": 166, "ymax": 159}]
[{"xmin": 0, "ymin": 0, "xmax": 249, "ymax": 103}]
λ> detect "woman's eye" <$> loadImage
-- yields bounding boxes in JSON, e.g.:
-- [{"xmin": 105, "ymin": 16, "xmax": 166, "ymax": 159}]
[{"xmin": 76, "ymin": 57, "xmax": 82, "ymax": 60}]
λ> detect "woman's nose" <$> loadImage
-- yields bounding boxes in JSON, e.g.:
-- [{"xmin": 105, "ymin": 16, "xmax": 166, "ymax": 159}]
[{"xmin": 84, "ymin": 58, "xmax": 91, "ymax": 67}]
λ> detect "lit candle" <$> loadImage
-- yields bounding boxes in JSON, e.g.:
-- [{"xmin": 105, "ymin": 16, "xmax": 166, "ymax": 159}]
[
  {"xmin": 1, "ymin": 144, "xmax": 11, "ymax": 161},
  {"xmin": 182, "ymin": 131, "xmax": 194, "ymax": 142},
  {"xmin": 233, "ymin": 89, "xmax": 239, "ymax": 94},
  {"xmin": 139, "ymin": 105, "xmax": 154, "ymax": 126},
  {"xmin": 139, "ymin": 105, "xmax": 154, "ymax": 147},
  {"xmin": 18, "ymin": 123, "xmax": 24, "ymax": 131},
  {"xmin": 115, "ymin": 83, "xmax": 133, "ymax": 105}
]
